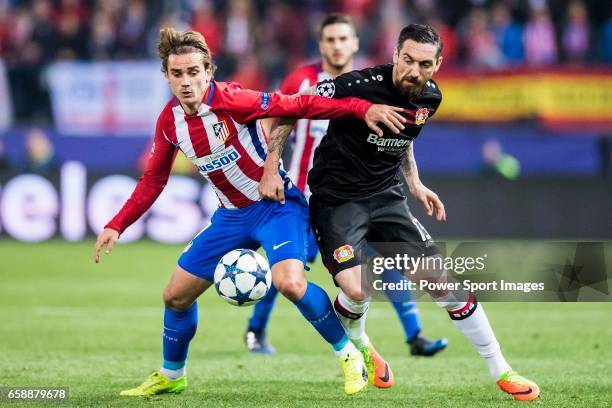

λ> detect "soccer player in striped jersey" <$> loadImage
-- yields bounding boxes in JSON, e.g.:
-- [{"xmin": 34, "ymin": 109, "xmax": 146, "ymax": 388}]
[
  {"xmin": 245, "ymin": 14, "xmax": 448, "ymax": 367},
  {"xmin": 92, "ymin": 28, "xmax": 407, "ymax": 396}
]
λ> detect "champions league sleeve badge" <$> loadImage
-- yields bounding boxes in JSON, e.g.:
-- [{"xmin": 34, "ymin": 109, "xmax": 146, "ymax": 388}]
[{"xmin": 316, "ymin": 81, "xmax": 336, "ymax": 98}]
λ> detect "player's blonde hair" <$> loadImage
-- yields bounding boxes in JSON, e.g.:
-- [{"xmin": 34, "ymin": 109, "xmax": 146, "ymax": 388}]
[{"xmin": 157, "ymin": 28, "xmax": 217, "ymax": 74}]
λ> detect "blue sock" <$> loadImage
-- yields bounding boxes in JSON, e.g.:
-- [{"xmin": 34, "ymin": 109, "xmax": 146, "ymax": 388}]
[
  {"xmin": 293, "ymin": 282, "xmax": 348, "ymax": 349},
  {"xmin": 391, "ymin": 300, "xmax": 421, "ymax": 342},
  {"xmin": 381, "ymin": 267, "xmax": 422, "ymax": 342},
  {"xmin": 247, "ymin": 283, "xmax": 279, "ymax": 332},
  {"xmin": 162, "ymin": 302, "xmax": 198, "ymax": 370}
]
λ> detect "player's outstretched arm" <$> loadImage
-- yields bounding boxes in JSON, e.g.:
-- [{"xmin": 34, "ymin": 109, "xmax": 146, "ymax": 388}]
[
  {"xmin": 93, "ymin": 228, "xmax": 120, "ymax": 263},
  {"xmin": 291, "ymin": 91, "xmax": 407, "ymax": 135},
  {"xmin": 222, "ymin": 84, "xmax": 405, "ymax": 132},
  {"xmin": 298, "ymin": 83, "xmax": 406, "ymax": 135},
  {"xmin": 92, "ymin": 116, "xmax": 177, "ymax": 263},
  {"xmin": 402, "ymin": 142, "xmax": 446, "ymax": 221}
]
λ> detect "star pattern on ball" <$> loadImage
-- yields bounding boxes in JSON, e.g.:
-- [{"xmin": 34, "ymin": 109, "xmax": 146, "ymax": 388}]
[{"xmin": 215, "ymin": 249, "xmax": 271, "ymax": 306}]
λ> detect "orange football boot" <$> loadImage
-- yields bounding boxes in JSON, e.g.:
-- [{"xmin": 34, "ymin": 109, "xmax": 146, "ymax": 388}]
[
  {"xmin": 360, "ymin": 343, "xmax": 394, "ymax": 388},
  {"xmin": 496, "ymin": 370, "xmax": 540, "ymax": 401}
]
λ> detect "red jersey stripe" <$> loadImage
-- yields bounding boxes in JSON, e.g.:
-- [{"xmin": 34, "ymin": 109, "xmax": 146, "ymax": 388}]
[{"xmin": 297, "ymin": 121, "xmax": 315, "ymax": 191}]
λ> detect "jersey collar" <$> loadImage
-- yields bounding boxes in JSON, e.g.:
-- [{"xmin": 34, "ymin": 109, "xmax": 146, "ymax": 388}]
[{"xmin": 204, "ymin": 81, "xmax": 215, "ymax": 106}]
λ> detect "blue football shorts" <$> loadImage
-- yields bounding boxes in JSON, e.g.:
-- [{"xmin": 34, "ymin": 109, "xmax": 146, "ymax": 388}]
[{"xmin": 178, "ymin": 182, "xmax": 313, "ymax": 282}]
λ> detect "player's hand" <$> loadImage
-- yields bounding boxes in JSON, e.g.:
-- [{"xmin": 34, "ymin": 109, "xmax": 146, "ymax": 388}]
[
  {"xmin": 365, "ymin": 104, "xmax": 406, "ymax": 136},
  {"xmin": 409, "ymin": 182, "xmax": 446, "ymax": 221},
  {"xmin": 259, "ymin": 170, "xmax": 285, "ymax": 204},
  {"xmin": 93, "ymin": 228, "xmax": 120, "ymax": 263}
]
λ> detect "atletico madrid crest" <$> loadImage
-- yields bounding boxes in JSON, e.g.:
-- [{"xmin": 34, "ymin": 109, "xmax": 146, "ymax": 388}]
[
  {"xmin": 212, "ymin": 120, "xmax": 230, "ymax": 141},
  {"xmin": 415, "ymin": 108, "xmax": 429, "ymax": 125}
]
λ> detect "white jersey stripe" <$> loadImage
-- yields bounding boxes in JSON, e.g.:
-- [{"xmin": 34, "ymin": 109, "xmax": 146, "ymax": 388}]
[
  {"xmin": 232, "ymin": 117, "xmax": 265, "ymax": 167},
  {"xmin": 255, "ymin": 120, "xmax": 269, "ymax": 156},
  {"xmin": 222, "ymin": 164, "xmax": 260, "ymax": 202},
  {"xmin": 173, "ymin": 106, "xmax": 195, "ymax": 159},
  {"xmin": 225, "ymin": 118, "xmax": 260, "ymax": 202}
]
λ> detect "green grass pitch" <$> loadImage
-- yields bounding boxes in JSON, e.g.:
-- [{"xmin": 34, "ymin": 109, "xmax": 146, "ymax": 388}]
[{"xmin": 1, "ymin": 240, "xmax": 611, "ymax": 407}]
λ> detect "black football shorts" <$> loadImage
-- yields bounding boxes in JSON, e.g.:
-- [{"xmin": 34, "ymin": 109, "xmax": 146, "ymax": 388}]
[{"xmin": 310, "ymin": 183, "xmax": 440, "ymax": 276}]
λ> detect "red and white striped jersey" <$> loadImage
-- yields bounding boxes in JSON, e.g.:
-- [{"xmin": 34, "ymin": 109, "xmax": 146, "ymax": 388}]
[
  {"xmin": 105, "ymin": 80, "xmax": 372, "ymax": 234},
  {"xmin": 280, "ymin": 64, "xmax": 332, "ymax": 199}
]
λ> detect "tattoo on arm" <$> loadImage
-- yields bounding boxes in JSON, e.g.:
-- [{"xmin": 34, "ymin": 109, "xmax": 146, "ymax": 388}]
[
  {"xmin": 266, "ymin": 85, "xmax": 315, "ymax": 162},
  {"xmin": 267, "ymin": 119, "xmax": 295, "ymax": 158},
  {"xmin": 402, "ymin": 142, "xmax": 419, "ymax": 181}
]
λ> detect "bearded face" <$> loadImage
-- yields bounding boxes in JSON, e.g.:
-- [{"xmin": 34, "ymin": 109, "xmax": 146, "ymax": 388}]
[{"xmin": 392, "ymin": 39, "xmax": 442, "ymax": 98}]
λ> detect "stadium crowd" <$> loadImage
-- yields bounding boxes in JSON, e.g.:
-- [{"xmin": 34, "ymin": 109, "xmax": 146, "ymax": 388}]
[{"xmin": 0, "ymin": 0, "xmax": 611, "ymax": 121}]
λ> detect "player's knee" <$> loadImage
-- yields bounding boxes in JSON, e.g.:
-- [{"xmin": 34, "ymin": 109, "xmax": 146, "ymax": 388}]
[
  {"xmin": 433, "ymin": 291, "xmax": 474, "ymax": 312},
  {"xmin": 272, "ymin": 259, "xmax": 307, "ymax": 301},
  {"xmin": 163, "ymin": 287, "xmax": 193, "ymax": 311},
  {"xmin": 341, "ymin": 285, "xmax": 370, "ymax": 303},
  {"xmin": 276, "ymin": 277, "xmax": 307, "ymax": 302}
]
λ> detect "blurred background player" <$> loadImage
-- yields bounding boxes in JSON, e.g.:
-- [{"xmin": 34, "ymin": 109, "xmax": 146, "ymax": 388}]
[
  {"xmin": 481, "ymin": 138, "xmax": 521, "ymax": 180},
  {"xmin": 93, "ymin": 28, "xmax": 406, "ymax": 397},
  {"xmin": 245, "ymin": 13, "xmax": 448, "ymax": 359}
]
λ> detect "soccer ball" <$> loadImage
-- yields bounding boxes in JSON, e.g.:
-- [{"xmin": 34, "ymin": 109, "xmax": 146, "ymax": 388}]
[{"xmin": 214, "ymin": 249, "xmax": 272, "ymax": 306}]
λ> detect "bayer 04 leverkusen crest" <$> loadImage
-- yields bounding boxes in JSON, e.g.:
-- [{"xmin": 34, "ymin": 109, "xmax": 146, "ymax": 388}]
[
  {"xmin": 415, "ymin": 108, "xmax": 429, "ymax": 125},
  {"xmin": 333, "ymin": 244, "xmax": 354, "ymax": 263}
]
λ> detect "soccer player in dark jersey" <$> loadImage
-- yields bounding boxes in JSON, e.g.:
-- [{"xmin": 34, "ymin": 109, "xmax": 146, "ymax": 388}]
[
  {"xmin": 245, "ymin": 13, "xmax": 447, "ymax": 363},
  {"xmin": 261, "ymin": 24, "xmax": 540, "ymax": 401}
]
